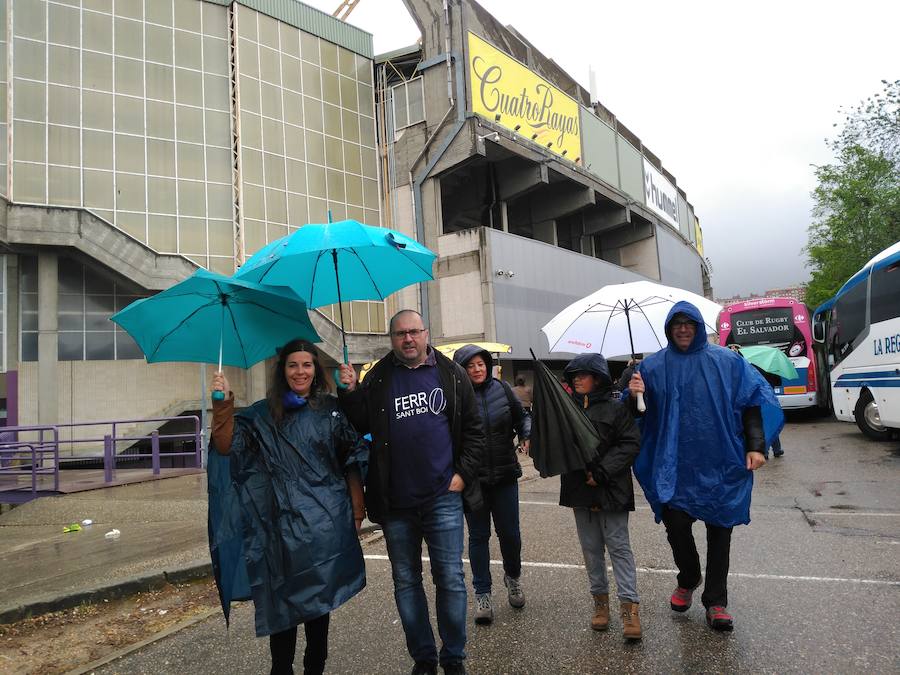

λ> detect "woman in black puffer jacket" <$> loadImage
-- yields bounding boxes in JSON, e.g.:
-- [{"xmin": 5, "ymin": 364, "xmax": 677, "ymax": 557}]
[{"xmin": 453, "ymin": 344, "xmax": 531, "ymax": 625}]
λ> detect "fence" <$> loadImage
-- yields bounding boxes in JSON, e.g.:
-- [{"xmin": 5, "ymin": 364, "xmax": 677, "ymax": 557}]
[{"xmin": 0, "ymin": 415, "xmax": 202, "ymax": 503}]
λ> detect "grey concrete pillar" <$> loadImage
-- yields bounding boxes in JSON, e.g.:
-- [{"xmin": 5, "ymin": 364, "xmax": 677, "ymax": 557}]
[
  {"xmin": 247, "ymin": 361, "xmax": 268, "ymax": 404},
  {"xmin": 37, "ymin": 253, "xmax": 59, "ymax": 426}
]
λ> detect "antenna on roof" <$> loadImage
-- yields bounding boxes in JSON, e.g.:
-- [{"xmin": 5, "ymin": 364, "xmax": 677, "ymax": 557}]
[{"xmin": 588, "ymin": 65, "xmax": 598, "ymax": 104}]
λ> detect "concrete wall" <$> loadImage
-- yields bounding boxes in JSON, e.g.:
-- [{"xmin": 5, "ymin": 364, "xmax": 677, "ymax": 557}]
[
  {"xmin": 656, "ymin": 225, "xmax": 704, "ymax": 294},
  {"xmin": 487, "ymin": 228, "xmax": 646, "ymax": 359},
  {"xmin": 18, "ymin": 360, "xmax": 249, "ymax": 444}
]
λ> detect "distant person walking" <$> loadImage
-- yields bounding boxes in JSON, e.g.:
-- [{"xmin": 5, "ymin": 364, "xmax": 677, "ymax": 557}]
[
  {"xmin": 512, "ymin": 376, "xmax": 533, "ymax": 414},
  {"xmin": 338, "ymin": 310, "xmax": 485, "ymax": 675},
  {"xmin": 454, "ymin": 345, "xmax": 531, "ymax": 625},
  {"xmin": 209, "ymin": 340, "xmax": 366, "ymax": 675},
  {"xmin": 562, "ymin": 353, "xmax": 643, "ymax": 640}
]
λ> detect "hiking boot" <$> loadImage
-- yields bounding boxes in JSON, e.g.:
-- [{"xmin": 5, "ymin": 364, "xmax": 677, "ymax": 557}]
[
  {"xmin": 442, "ymin": 662, "xmax": 466, "ymax": 675},
  {"xmin": 706, "ymin": 605, "xmax": 734, "ymax": 631},
  {"xmin": 670, "ymin": 583, "xmax": 699, "ymax": 612},
  {"xmin": 411, "ymin": 662, "xmax": 437, "ymax": 675},
  {"xmin": 504, "ymin": 574, "xmax": 526, "ymax": 609},
  {"xmin": 621, "ymin": 601, "xmax": 642, "ymax": 640},
  {"xmin": 474, "ymin": 592, "xmax": 493, "ymax": 624},
  {"xmin": 591, "ymin": 593, "xmax": 609, "ymax": 631}
]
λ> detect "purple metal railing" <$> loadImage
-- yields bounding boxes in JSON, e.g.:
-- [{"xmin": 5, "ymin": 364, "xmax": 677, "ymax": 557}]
[{"xmin": 0, "ymin": 416, "xmax": 201, "ymax": 502}]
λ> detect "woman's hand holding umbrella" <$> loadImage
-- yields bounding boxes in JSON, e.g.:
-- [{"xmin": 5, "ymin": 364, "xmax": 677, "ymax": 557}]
[{"xmin": 211, "ymin": 371, "xmax": 231, "ymax": 401}]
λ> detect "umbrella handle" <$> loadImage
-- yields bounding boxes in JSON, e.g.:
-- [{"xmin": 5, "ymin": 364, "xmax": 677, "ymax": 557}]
[
  {"xmin": 636, "ymin": 392, "xmax": 646, "ymax": 413},
  {"xmin": 334, "ymin": 344, "xmax": 350, "ymax": 390}
]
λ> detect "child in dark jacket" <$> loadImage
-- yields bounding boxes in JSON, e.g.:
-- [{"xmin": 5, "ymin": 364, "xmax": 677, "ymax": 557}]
[{"xmin": 561, "ymin": 353, "xmax": 642, "ymax": 640}]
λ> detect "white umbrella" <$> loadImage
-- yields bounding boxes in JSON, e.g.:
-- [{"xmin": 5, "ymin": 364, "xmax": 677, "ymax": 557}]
[
  {"xmin": 542, "ymin": 280, "xmax": 721, "ymax": 357},
  {"xmin": 542, "ymin": 280, "xmax": 722, "ymax": 411}
]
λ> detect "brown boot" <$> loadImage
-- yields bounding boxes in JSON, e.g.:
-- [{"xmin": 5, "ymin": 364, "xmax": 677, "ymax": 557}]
[
  {"xmin": 621, "ymin": 601, "xmax": 642, "ymax": 640},
  {"xmin": 591, "ymin": 594, "xmax": 609, "ymax": 631}
]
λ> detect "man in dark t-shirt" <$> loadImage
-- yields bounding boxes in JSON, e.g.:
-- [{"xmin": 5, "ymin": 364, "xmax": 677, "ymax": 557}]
[{"xmin": 339, "ymin": 310, "xmax": 484, "ymax": 675}]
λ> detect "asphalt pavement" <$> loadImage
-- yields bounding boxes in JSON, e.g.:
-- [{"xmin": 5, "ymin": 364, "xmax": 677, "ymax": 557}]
[
  {"xmin": 92, "ymin": 415, "xmax": 900, "ymax": 674},
  {"xmin": 3, "ymin": 415, "xmax": 899, "ymax": 673}
]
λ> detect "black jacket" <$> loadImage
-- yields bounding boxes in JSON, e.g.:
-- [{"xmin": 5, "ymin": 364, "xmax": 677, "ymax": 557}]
[
  {"xmin": 559, "ymin": 354, "xmax": 641, "ymax": 512},
  {"xmin": 454, "ymin": 344, "xmax": 531, "ymax": 486},
  {"xmin": 338, "ymin": 348, "xmax": 485, "ymax": 523}
]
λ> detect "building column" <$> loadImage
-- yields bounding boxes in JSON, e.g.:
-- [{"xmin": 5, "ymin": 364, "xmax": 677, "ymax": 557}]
[{"xmin": 37, "ymin": 253, "xmax": 59, "ymax": 426}]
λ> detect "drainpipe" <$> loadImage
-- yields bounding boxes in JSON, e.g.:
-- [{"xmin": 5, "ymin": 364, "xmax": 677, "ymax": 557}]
[{"xmin": 408, "ymin": 0, "xmax": 468, "ymax": 328}]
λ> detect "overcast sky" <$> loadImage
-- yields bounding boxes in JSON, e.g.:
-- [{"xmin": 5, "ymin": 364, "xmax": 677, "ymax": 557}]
[{"xmin": 308, "ymin": 0, "xmax": 900, "ymax": 297}]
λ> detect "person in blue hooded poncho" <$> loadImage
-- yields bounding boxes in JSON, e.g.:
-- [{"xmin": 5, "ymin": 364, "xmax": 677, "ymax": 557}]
[
  {"xmin": 208, "ymin": 340, "xmax": 367, "ymax": 675},
  {"xmin": 627, "ymin": 301, "xmax": 783, "ymax": 632}
]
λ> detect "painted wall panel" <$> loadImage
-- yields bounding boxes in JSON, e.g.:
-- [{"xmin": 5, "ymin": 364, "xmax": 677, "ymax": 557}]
[
  {"xmin": 580, "ymin": 110, "xmax": 618, "ymax": 188},
  {"xmin": 617, "ymin": 140, "xmax": 644, "ymax": 203},
  {"xmin": 656, "ymin": 225, "xmax": 703, "ymax": 294}
]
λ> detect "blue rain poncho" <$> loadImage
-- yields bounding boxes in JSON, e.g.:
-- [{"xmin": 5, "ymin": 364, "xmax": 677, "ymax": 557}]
[
  {"xmin": 632, "ymin": 301, "xmax": 783, "ymax": 528},
  {"xmin": 208, "ymin": 395, "xmax": 367, "ymax": 636}
]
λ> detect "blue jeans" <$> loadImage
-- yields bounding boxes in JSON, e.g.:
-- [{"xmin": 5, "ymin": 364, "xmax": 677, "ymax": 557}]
[
  {"xmin": 382, "ymin": 490, "xmax": 467, "ymax": 666},
  {"xmin": 465, "ymin": 480, "xmax": 522, "ymax": 594}
]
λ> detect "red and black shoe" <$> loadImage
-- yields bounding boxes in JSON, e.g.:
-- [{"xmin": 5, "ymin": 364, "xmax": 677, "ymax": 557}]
[
  {"xmin": 670, "ymin": 584, "xmax": 697, "ymax": 612},
  {"xmin": 706, "ymin": 605, "xmax": 734, "ymax": 631}
]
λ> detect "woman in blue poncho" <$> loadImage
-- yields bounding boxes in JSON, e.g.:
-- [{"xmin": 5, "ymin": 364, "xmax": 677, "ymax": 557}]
[
  {"xmin": 209, "ymin": 340, "xmax": 366, "ymax": 675},
  {"xmin": 627, "ymin": 301, "xmax": 782, "ymax": 632}
]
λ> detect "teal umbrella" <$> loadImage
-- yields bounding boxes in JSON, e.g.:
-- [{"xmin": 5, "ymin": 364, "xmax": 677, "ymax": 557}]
[
  {"xmin": 234, "ymin": 218, "xmax": 436, "ymax": 366},
  {"xmin": 111, "ymin": 269, "xmax": 320, "ymax": 375},
  {"xmin": 738, "ymin": 345, "xmax": 798, "ymax": 380}
]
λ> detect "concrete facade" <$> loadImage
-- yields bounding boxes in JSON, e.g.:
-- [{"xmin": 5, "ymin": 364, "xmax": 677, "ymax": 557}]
[
  {"xmin": 376, "ymin": 0, "xmax": 712, "ymax": 374},
  {"xmin": 1, "ymin": 0, "xmax": 389, "ymax": 430}
]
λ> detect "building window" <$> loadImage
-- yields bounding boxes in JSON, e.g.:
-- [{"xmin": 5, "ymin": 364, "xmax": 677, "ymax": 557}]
[
  {"xmin": 20, "ymin": 257, "xmax": 39, "ymax": 362},
  {"xmin": 58, "ymin": 258, "xmax": 146, "ymax": 361},
  {"xmin": 391, "ymin": 77, "xmax": 424, "ymax": 132}
]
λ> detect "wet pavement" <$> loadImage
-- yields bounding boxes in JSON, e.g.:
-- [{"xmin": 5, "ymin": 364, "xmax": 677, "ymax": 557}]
[
  {"xmin": 80, "ymin": 415, "xmax": 900, "ymax": 674},
  {"xmin": 0, "ymin": 474, "xmax": 211, "ymax": 621}
]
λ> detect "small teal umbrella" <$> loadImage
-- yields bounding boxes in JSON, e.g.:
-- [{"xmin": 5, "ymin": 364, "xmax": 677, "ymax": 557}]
[
  {"xmin": 235, "ymin": 218, "xmax": 436, "ymax": 367},
  {"xmin": 111, "ymin": 269, "xmax": 320, "ymax": 393},
  {"xmin": 738, "ymin": 345, "xmax": 798, "ymax": 380}
]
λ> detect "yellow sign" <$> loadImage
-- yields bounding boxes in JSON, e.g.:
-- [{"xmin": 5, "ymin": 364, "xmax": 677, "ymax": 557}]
[
  {"xmin": 694, "ymin": 217, "xmax": 704, "ymax": 257},
  {"xmin": 468, "ymin": 32, "xmax": 580, "ymax": 160}
]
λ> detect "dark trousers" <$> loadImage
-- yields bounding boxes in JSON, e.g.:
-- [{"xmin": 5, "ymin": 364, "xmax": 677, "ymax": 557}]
[
  {"xmin": 465, "ymin": 480, "xmax": 522, "ymax": 594},
  {"xmin": 661, "ymin": 506, "xmax": 733, "ymax": 608},
  {"xmin": 269, "ymin": 613, "xmax": 330, "ymax": 675}
]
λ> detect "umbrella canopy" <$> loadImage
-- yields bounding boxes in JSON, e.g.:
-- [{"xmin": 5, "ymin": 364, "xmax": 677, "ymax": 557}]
[
  {"xmin": 542, "ymin": 280, "xmax": 722, "ymax": 358},
  {"xmin": 111, "ymin": 269, "xmax": 320, "ymax": 368},
  {"xmin": 234, "ymin": 219, "xmax": 437, "ymax": 308},
  {"xmin": 738, "ymin": 345, "xmax": 798, "ymax": 380},
  {"xmin": 528, "ymin": 357, "xmax": 601, "ymax": 478}
]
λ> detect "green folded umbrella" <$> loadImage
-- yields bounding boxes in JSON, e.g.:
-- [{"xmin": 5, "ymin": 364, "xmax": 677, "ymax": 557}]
[{"xmin": 738, "ymin": 345, "xmax": 798, "ymax": 380}]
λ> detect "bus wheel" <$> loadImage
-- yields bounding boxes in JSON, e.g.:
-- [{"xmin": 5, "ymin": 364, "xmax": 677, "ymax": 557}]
[{"xmin": 854, "ymin": 391, "xmax": 891, "ymax": 441}]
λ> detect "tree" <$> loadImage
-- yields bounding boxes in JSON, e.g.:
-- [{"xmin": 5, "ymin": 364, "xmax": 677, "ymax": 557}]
[{"xmin": 805, "ymin": 81, "xmax": 900, "ymax": 309}]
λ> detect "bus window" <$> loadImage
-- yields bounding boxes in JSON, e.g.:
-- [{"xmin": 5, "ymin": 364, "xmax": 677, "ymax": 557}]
[
  {"xmin": 870, "ymin": 262, "xmax": 900, "ymax": 323},
  {"xmin": 832, "ymin": 281, "xmax": 867, "ymax": 363}
]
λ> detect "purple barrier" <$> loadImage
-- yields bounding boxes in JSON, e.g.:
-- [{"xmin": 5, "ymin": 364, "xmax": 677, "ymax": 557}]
[{"xmin": 0, "ymin": 415, "xmax": 202, "ymax": 503}]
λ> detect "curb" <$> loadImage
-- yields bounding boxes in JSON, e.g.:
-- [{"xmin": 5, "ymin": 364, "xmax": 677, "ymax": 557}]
[
  {"xmin": 1, "ymin": 529, "xmax": 387, "ymax": 626},
  {"xmin": 0, "ymin": 561, "xmax": 212, "ymax": 626}
]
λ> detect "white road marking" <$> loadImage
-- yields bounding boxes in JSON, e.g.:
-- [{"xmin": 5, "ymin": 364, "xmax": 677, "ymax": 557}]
[
  {"xmin": 807, "ymin": 511, "xmax": 900, "ymax": 517},
  {"xmin": 520, "ymin": 500, "xmax": 900, "ymax": 518},
  {"xmin": 363, "ymin": 554, "xmax": 900, "ymax": 587}
]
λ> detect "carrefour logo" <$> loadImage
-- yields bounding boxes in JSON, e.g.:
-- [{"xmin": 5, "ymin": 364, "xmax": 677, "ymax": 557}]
[
  {"xmin": 720, "ymin": 321, "xmax": 731, "ymax": 330},
  {"xmin": 394, "ymin": 388, "xmax": 447, "ymax": 420}
]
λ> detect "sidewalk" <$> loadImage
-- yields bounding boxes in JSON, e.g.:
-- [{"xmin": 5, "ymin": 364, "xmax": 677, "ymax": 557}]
[{"xmin": 0, "ymin": 454, "xmax": 541, "ymax": 624}]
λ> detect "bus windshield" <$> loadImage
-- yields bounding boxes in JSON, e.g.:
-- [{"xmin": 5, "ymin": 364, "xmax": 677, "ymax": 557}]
[
  {"xmin": 718, "ymin": 297, "xmax": 820, "ymax": 410},
  {"xmin": 719, "ymin": 299, "xmax": 809, "ymax": 357}
]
